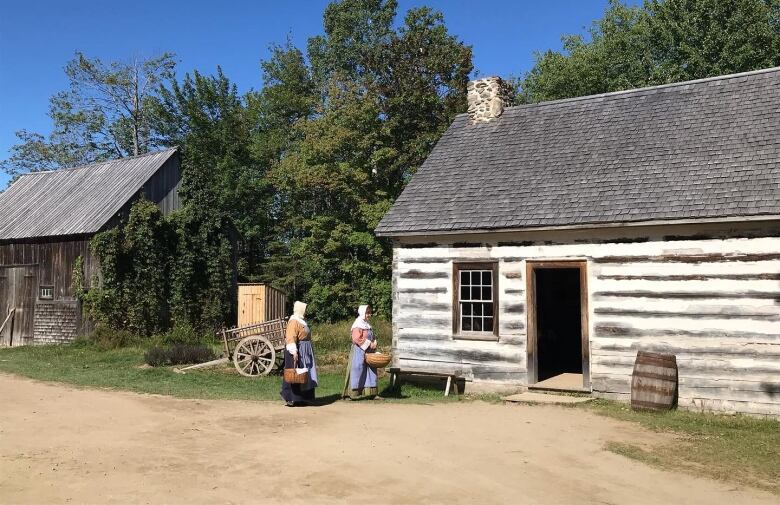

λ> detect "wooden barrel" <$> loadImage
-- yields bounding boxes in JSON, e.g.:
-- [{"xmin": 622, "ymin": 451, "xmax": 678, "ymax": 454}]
[{"xmin": 631, "ymin": 351, "xmax": 678, "ymax": 411}]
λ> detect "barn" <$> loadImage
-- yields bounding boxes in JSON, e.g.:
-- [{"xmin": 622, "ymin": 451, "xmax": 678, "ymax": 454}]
[
  {"xmin": 0, "ymin": 148, "xmax": 181, "ymax": 346},
  {"xmin": 376, "ymin": 68, "xmax": 780, "ymax": 416}
]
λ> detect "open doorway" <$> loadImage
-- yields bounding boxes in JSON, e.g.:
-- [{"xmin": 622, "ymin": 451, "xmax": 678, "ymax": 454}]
[{"xmin": 527, "ymin": 261, "xmax": 589, "ymax": 391}]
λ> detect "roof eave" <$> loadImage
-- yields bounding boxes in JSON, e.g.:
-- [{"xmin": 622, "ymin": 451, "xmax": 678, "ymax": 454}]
[{"xmin": 375, "ymin": 214, "xmax": 780, "ymax": 238}]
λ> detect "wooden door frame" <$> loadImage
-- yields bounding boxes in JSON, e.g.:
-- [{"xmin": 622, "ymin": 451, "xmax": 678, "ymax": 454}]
[{"xmin": 526, "ymin": 260, "xmax": 590, "ymax": 389}]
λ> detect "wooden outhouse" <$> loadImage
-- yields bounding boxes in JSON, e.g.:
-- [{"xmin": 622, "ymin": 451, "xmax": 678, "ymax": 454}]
[
  {"xmin": 237, "ymin": 283, "xmax": 287, "ymax": 326},
  {"xmin": 376, "ymin": 69, "xmax": 780, "ymax": 416},
  {"xmin": 0, "ymin": 148, "xmax": 181, "ymax": 346}
]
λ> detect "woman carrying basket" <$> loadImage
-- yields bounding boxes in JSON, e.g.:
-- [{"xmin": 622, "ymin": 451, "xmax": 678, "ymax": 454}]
[
  {"xmin": 280, "ymin": 301, "xmax": 318, "ymax": 406},
  {"xmin": 343, "ymin": 304, "xmax": 380, "ymax": 400}
]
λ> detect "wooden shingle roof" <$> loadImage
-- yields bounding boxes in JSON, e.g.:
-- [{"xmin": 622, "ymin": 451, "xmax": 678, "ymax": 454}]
[
  {"xmin": 376, "ymin": 67, "xmax": 780, "ymax": 236},
  {"xmin": 0, "ymin": 148, "xmax": 178, "ymax": 240}
]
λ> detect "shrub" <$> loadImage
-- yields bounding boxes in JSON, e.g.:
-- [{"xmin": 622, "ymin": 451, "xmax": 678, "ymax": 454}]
[
  {"xmin": 144, "ymin": 347, "xmax": 168, "ymax": 367},
  {"xmin": 86, "ymin": 325, "xmax": 140, "ymax": 350},
  {"xmin": 167, "ymin": 343, "xmax": 216, "ymax": 365},
  {"xmin": 158, "ymin": 323, "xmax": 214, "ymax": 346},
  {"xmin": 144, "ymin": 344, "xmax": 216, "ymax": 367}
]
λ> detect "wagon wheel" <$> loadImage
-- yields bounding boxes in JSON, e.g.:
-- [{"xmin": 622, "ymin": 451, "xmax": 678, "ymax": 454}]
[{"xmin": 233, "ymin": 336, "xmax": 275, "ymax": 376}]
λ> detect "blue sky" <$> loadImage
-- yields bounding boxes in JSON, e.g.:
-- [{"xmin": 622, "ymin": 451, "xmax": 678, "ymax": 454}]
[{"xmin": 0, "ymin": 0, "xmax": 633, "ymax": 187}]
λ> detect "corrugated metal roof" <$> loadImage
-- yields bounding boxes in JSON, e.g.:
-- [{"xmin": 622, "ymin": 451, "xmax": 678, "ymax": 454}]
[
  {"xmin": 0, "ymin": 148, "xmax": 178, "ymax": 240},
  {"xmin": 376, "ymin": 67, "xmax": 780, "ymax": 236}
]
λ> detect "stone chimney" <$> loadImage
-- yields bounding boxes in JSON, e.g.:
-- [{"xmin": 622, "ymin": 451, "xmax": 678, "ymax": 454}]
[{"xmin": 467, "ymin": 77, "xmax": 515, "ymax": 123}]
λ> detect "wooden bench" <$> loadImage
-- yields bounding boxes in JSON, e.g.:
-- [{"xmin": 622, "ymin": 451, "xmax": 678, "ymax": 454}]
[{"xmin": 387, "ymin": 367, "xmax": 462, "ymax": 397}]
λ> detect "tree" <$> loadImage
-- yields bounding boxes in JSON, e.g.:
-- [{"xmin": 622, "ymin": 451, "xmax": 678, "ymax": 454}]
[
  {"xmin": 519, "ymin": 0, "xmax": 780, "ymax": 103},
  {"xmin": 1, "ymin": 52, "xmax": 176, "ymax": 176},
  {"xmin": 264, "ymin": 0, "xmax": 472, "ymax": 320},
  {"xmin": 153, "ymin": 68, "xmax": 259, "ymax": 329}
]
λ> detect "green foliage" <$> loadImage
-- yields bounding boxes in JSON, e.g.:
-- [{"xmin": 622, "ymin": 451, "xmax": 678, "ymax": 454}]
[
  {"xmin": 81, "ymin": 325, "xmax": 141, "ymax": 350},
  {"xmin": 144, "ymin": 347, "xmax": 168, "ymax": 367},
  {"xmin": 1, "ymin": 52, "xmax": 176, "ymax": 176},
  {"xmin": 519, "ymin": 0, "xmax": 780, "ymax": 103},
  {"xmin": 260, "ymin": 0, "xmax": 472, "ymax": 321},
  {"xmin": 311, "ymin": 317, "xmax": 392, "ymax": 355},
  {"xmin": 153, "ymin": 69, "xmax": 256, "ymax": 329},
  {"xmin": 82, "ymin": 199, "xmax": 173, "ymax": 336},
  {"xmin": 144, "ymin": 344, "xmax": 216, "ymax": 366},
  {"xmin": 156, "ymin": 322, "xmax": 214, "ymax": 347}
]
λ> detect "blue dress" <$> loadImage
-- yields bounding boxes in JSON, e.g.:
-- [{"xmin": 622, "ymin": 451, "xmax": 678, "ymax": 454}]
[
  {"xmin": 344, "ymin": 326, "xmax": 378, "ymax": 398},
  {"xmin": 280, "ymin": 319, "xmax": 318, "ymax": 404}
]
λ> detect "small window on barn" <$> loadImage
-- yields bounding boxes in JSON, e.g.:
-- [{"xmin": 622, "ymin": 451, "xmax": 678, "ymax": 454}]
[
  {"xmin": 39, "ymin": 286, "xmax": 54, "ymax": 300},
  {"xmin": 454, "ymin": 262, "xmax": 498, "ymax": 339}
]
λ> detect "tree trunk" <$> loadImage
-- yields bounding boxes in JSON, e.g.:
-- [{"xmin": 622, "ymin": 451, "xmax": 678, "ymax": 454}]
[{"xmin": 132, "ymin": 62, "xmax": 140, "ymax": 156}]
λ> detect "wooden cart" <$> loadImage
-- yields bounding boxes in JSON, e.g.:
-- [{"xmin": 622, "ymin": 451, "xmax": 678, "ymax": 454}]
[{"xmin": 220, "ymin": 318, "xmax": 287, "ymax": 377}]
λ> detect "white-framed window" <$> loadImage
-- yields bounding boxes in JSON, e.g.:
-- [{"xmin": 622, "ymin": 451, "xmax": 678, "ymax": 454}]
[
  {"xmin": 454, "ymin": 262, "xmax": 498, "ymax": 337},
  {"xmin": 39, "ymin": 286, "xmax": 54, "ymax": 300}
]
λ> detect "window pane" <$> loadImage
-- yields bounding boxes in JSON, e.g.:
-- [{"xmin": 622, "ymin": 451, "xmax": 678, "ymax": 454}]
[
  {"xmin": 473, "ymin": 318, "xmax": 483, "ymax": 331},
  {"xmin": 462, "ymin": 303, "xmax": 471, "ymax": 316},
  {"xmin": 461, "ymin": 271, "xmax": 470, "ymax": 285},
  {"xmin": 482, "ymin": 271, "xmax": 492, "ymax": 285},
  {"xmin": 482, "ymin": 286, "xmax": 491, "ymax": 300},
  {"xmin": 484, "ymin": 317, "xmax": 493, "ymax": 332},
  {"xmin": 471, "ymin": 286, "xmax": 481, "ymax": 300},
  {"xmin": 472, "ymin": 303, "xmax": 482, "ymax": 316},
  {"xmin": 483, "ymin": 302, "xmax": 494, "ymax": 318},
  {"xmin": 462, "ymin": 317, "xmax": 472, "ymax": 331},
  {"xmin": 460, "ymin": 286, "xmax": 469, "ymax": 301}
]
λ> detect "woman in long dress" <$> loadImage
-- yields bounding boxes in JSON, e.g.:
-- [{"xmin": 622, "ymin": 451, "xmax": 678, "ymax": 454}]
[
  {"xmin": 280, "ymin": 301, "xmax": 318, "ymax": 406},
  {"xmin": 343, "ymin": 304, "xmax": 379, "ymax": 399}
]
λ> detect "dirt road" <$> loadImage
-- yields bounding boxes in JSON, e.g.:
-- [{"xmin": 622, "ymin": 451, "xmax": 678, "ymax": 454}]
[{"xmin": 0, "ymin": 374, "xmax": 775, "ymax": 505}]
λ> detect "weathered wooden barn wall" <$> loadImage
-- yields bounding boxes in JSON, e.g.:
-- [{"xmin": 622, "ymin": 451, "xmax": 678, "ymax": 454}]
[
  {"xmin": 0, "ymin": 237, "xmax": 96, "ymax": 299},
  {"xmin": 0, "ymin": 237, "xmax": 98, "ymax": 345},
  {"xmin": 142, "ymin": 154, "xmax": 181, "ymax": 216},
  {"xmin": 392, "ymin": 221, "xmax": 780, "ymax": 416},
  {"xmin": 0, "ymin": 148, "xmax": 182, "ymax": 347},
  {"xmin": 105, "ymin": 155, "xmax": 181, "ymax": 230}
]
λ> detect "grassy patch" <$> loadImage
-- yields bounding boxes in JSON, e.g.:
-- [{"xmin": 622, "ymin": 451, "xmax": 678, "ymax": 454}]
[
  {"xmin": 588, "ymin": 399, "xmax": 780, "ymax": 494},
  {"xmin": 309, "ymin": 318, "xmax": 393, "ymax": 368},
  {"xmin": 0, "ymin": 340, "xmax": 463, "ymax": 404}
]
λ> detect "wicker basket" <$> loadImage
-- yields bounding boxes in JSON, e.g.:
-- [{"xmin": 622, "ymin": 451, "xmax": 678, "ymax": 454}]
[
  {"xmin": 283, "ymin": 365, "xmax": 309, "ymax": 384},
  {"xmin": 365, "ymin": 352, "xmax": 392, "ymax": 368}
]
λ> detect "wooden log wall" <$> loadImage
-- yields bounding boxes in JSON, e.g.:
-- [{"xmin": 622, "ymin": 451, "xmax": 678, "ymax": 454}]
[{"xmin": 393, "ymin": 233, "xmax": 780, "ymax": 416}]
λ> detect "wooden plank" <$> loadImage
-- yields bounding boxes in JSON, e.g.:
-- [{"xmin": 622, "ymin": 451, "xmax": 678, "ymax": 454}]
[
  {"xmin": 593, "ymin": 338, "xmax": 780, "ymax": 356},
  {"xmin": 526, "ymin": 261, "xmax": 537, "ymax": 384},
  {"xmin": 593, "ymin": 307, "xmax": 780, "ymax": 321},
  {"xmin": 594, "ymin": 289, "xmax": 780, "ymax": 300},
  {"xmin": 595, "ymin": 259, "xmax": 780, "ymax": 278},
  {"xmin": 396, "ymin": 341, "xmax": 525, "ymax": 366},
  {"xmin": 399, "ymin": 270, "xmax": 448, "ymax": 279},
  {"xmin": 395, "ymin": 315, "xmax": 451, "ymax": 330},
  {"xmin": 593, "ymin": 252, "xmax": 780, "ymax": 264},
  {"xmin": 598, "ymin": 273, "xmax": 780, "ymax": 281},
  {"xmin": 580, "ymin": 262, "xmax": 590, "ymax": 389},
  {"xmin": 593, "ymin": 323, "xmax": 780, "ymax": 341}
]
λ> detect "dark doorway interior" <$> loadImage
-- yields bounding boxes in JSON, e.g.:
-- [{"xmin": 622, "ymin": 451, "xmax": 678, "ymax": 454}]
[{"xmin": 535, "ymin": 268, "xmax": 582, "ymax": 382}]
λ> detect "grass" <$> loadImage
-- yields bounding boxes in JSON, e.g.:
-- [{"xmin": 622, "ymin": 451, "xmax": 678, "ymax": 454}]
[
  {"xmin": 0, "ymin": 334, "xmax": 463, "ymax": 404},
  {"xmin": 587, "ymin": 399, "xmax": 780, "ymax": 494}
]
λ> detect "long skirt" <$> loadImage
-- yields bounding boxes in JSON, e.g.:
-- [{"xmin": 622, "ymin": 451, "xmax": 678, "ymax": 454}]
[
  {"xmin": 342, "ymin": 345, "xmax": 378, "ymax": 399},
  {"xmin": 280, "ymin": 340, "xmax": 318, "ymax": 403}
]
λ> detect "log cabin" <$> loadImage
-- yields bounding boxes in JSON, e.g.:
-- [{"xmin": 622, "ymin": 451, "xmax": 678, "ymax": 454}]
[
  {"xmin": 0, "ymin": 148, "xmax": 181, "ymax": 346},
  {"xmin": 376, "ymin": 68, "xmax": 780, "ymax": 416}
]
